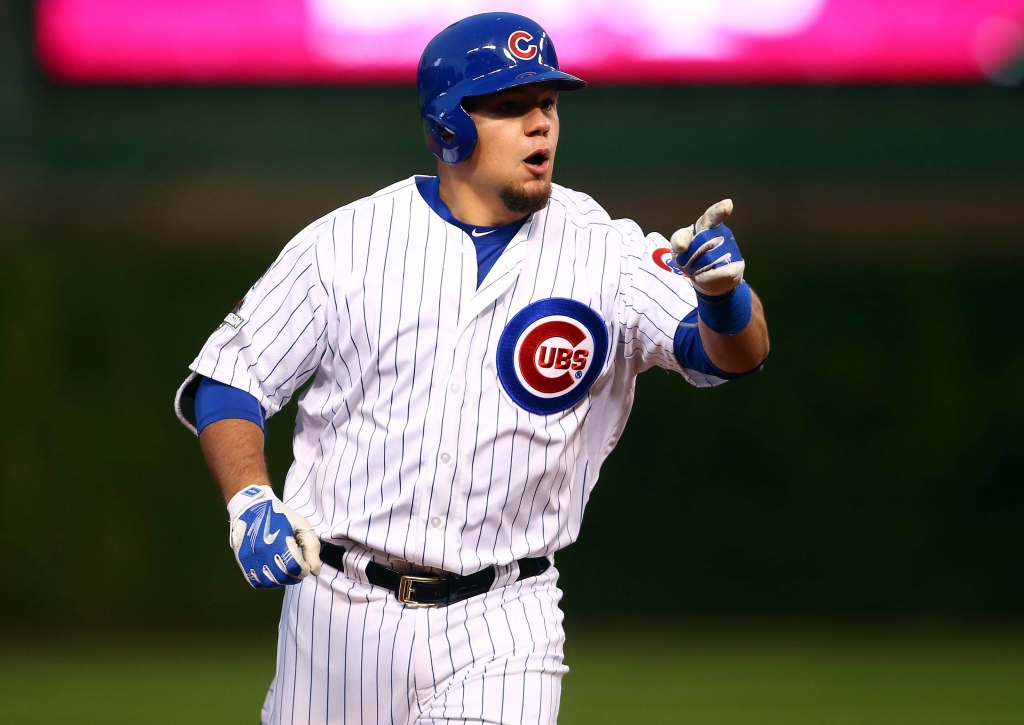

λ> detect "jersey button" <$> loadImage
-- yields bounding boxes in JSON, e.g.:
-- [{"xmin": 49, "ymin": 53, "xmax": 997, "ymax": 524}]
[
  {"xmin": 440, "ymin": 453, "xmax": 451, "ymax": 464},
  {"xmin": 430, "ymin": 517, "xmax": 442, "ymax": 529},
  {"xmin": 450, "ymin": 383, "xmax": 461, "ymax": 394}
]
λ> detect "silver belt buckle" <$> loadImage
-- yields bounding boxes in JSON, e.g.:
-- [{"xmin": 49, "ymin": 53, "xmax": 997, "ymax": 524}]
[{"xmin": 397, "ymin": 574, "xmax": 440, "ymax": 607}]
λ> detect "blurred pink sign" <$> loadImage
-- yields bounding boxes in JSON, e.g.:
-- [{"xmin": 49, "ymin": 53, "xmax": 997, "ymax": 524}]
[{"xmin": 37, "ymin": 0, "xmax": 1024, "ymax": 84}]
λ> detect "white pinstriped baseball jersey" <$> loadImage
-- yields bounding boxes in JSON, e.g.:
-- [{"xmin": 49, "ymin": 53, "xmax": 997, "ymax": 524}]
[{"xmin": 182, "ymin": 175, "xmax": 724, "ymax": 575}]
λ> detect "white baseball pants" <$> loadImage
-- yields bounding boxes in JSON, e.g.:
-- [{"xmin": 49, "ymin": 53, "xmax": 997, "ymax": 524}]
[{"xmin": 260, "ymin": 555, "xmax": 567, "ymax": 725}]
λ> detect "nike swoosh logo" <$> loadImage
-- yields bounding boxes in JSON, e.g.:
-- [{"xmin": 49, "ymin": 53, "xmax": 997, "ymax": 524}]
[
  {"xmin": 262, "ymin": 504, "xmax": 280, "ymax": 545},
  {"xmin": 471, "ymin": 229, "xmax": 496, "ymax": 237}
]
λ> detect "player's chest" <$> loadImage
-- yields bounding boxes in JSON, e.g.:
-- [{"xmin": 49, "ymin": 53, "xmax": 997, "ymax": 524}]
[{"xmin": 332, "ymin": 216, "xmax": 620, "ymax": 416}]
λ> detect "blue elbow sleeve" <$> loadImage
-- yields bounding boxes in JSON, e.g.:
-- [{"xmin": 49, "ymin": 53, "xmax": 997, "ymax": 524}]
[
  {"xmin": 194, "ymin": 376, "xmax": 266, "ymax": 435},
  {"xmin": 673, "ymin": 309, "xmax": 762, "ymax": 380}
]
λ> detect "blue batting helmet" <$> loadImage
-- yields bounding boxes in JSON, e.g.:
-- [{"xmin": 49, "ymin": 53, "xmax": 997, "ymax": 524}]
[{"xmin": 417, "ymin": 13, "xmax": 586, "ymax": 165}]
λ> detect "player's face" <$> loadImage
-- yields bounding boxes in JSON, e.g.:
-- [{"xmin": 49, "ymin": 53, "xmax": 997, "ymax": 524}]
[{"xmin": 463, "ymin": 83, "xmax": 560, "ymax": 214}]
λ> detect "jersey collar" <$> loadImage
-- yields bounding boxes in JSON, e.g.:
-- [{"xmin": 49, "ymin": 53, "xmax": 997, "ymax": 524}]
[{"xmin": 415, "ymin": 176, "xmax": 529, "ymax": 243}]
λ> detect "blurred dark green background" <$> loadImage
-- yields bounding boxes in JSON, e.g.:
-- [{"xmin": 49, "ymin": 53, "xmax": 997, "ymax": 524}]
[{"xmin": 1, "ymin": 0, "xmax": 1023, "ymax": 632}]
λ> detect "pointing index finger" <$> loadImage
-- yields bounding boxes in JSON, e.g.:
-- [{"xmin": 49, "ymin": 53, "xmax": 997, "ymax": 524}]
[{"xmin": 692, "ymin": 199, "xmax": 734, "ymax": 234}]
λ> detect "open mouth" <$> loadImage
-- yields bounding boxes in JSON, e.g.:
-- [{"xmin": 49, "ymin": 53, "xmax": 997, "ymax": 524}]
[{"xmin": 523, "ymin": 149, "xmax": 550, "ymax": 172}]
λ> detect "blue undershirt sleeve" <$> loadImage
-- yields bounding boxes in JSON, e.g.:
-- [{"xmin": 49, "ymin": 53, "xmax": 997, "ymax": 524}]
[
  {"xmin": 194, "ymin": 376, "xmax": 267, "ymax": 436},
  {"xmin": 673, "ymin": 309, "xmax": 763, "ymax": 380}
]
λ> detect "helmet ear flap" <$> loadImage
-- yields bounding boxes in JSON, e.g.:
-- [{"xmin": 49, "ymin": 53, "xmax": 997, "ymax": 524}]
[{"xmin": 424, "ymin": 105, "xmax": 478, "ymax": 165}]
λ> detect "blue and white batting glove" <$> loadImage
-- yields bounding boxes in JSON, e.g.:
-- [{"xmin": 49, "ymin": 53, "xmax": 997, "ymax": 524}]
[
  {"xmin": 227, "ymin": 485, "xmax": 322, "ymax": 589},
  {"xmin": 670, "ymin": 199, "xmax": 745, "ymax": 298}
]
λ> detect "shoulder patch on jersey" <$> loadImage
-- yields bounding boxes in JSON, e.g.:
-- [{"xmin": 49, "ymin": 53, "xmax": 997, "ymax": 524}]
[
  {"xmin": 497, "ymin": 298, "xmax": 609, "ymax": 415},
  {"xmin": 221, "ymin": 290, "xmax": 253, "ymax": 331},
  {"xmin": 653, "ymin": 247, "xmax": 687, "ymax": 276},
  {"xmin": 223, "ymin": 311, "xmax": 246, "ymax": 330}
]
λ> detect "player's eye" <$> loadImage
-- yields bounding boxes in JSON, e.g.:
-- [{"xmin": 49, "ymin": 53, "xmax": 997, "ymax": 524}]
[
  {"xmin": 540, "ymin": 98, "xmax": 556, "ymax": 110},
  {"xmin": 499, "ymin": 101, "xmax": 519, "ymax": 113}
]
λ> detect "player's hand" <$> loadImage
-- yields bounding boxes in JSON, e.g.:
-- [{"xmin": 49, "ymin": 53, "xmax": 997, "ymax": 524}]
[
  {"xmin": 227, "ymin": 485, "xmax": 322, "ymax": 589},
  {"xmin": 670, "ymin": 199, "xmax": 745, "ymax": 298}
]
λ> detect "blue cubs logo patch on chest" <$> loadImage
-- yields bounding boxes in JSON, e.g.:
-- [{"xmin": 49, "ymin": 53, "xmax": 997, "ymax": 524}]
[{"xmin": 497, "ymin": 298, "xmax": 609, "ymax": 415}]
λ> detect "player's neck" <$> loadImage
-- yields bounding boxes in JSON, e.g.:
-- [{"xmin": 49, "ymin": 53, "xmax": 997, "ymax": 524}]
[{"xmin": 437, "ymin": 171, "xmax": 524, "ymax": 227}]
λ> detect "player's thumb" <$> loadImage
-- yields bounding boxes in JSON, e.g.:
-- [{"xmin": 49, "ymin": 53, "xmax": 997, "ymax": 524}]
[
  {"xmin": 693, "ymin": 199, "xmax": 733, "ymax": 234},
  {"xmin": 670, "ymin": 226, "xmax": 694, "ymax": 256},
  {"xmin": 283, "ymin": 505, "xmax": 322, "ymax": 576},
  {"xmin": 294, "ymin": 527, "xmax": 322, "ymax": 576}
]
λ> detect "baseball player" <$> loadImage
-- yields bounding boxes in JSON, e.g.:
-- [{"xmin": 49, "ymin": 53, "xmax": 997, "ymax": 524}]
[{"xmin": 175, "ymin": 12, "xmax": 768, "ymax": 725}]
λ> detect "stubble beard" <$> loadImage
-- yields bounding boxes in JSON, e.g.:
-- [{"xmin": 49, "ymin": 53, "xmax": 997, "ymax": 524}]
[{"xmin": 498, "ymin": 178, "xmax": 551, "ymax": 216}]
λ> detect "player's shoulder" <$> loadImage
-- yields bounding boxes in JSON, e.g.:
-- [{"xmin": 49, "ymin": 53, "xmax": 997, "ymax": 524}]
[
  {"xmin": 319, "ymin": 176, "xmax": 420, "ymax": 225},
  {"xmin": 548, "ymin": 184, "xmax": 647, "ymax": 242},
  {"xmin": 548, "ymin": 184, "xmax": 612, "ymax": 224},
  {"xmin": 273, "ymin": 178, "xmax": 419, "ymax": 264}
]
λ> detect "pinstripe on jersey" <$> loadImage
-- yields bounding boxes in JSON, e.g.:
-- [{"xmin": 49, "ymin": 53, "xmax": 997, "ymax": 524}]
[{"xmin": 183, "ymin": 176, "xmax": 725, "ymax": 575}]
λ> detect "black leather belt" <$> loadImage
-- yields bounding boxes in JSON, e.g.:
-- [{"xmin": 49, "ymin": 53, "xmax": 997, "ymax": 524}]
[{"xmin": 319, "ymin": 542, "xmax": 550, "ymax": 608}]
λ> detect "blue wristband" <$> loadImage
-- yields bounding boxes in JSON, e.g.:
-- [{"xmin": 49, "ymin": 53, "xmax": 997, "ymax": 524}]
[{"xmin": 696, "ymin": 280, "xmax": 753, "ymax": 336}]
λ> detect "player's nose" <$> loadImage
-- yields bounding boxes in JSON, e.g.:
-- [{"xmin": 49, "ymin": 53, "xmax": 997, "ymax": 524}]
[{"xmin": 524, "ymin": 106, "xmax": 550, "ymax": 136}]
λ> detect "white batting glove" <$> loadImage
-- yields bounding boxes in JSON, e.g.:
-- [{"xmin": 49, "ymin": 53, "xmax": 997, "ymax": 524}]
[
  {"xmin": 227, "ymin": 485, "xmax": 322, "ymax": 589},
  {"xmin": 670, "ymin": 199, "xmax": 746, "ymax": 298}
]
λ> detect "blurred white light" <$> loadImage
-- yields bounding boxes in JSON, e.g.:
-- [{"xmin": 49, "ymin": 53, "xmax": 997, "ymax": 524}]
[
  {"xmin": 307, "ymin": 0, "xmax": 827, "ymax": 65},
  {"xmin": 973, "ymin": 16, "xmax": 1024, "ymax": 86}
]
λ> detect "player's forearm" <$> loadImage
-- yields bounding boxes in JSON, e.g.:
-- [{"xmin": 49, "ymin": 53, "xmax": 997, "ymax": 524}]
[
  {"xmin": 199, "ymin": 418, "xmax": 271, "ymax": 505},
  {"xmin": 204, "ymin": 419, "xmax": 322, "ymax": 588},
  {"xmin": 698, "ymin": 290, "xmax": 770, "ymax": 374}
]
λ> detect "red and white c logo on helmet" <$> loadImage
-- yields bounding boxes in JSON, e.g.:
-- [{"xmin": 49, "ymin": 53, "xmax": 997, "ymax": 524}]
[{"xmin": 508, "ymin": 30, "xmax": 538, "ymax": 60}]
